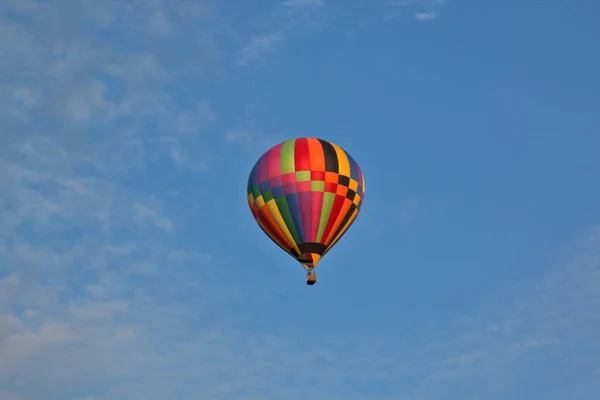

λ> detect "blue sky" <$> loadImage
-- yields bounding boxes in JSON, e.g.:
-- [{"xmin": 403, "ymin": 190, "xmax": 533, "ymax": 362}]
[{"xmin": 1, "ymin": 0, "xmax": 599, "ymax": 399}]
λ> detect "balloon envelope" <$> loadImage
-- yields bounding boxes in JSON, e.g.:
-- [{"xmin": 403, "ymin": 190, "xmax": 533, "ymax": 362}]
[{"xmin": 246, "ymin": 138, "xmax": 365, "ymax": 269}]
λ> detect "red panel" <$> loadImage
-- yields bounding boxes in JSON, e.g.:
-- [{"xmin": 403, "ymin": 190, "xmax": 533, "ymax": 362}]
[
  {"xmin": 296, "ymin": 181, "xmax": 311, "ymax": 192},
  {"xmin": 297, "ymin": 191, "xmax": 312, "ymax": 243},
  {"xmin": 281, "ymin": 172, "xmax": 296, "ymax": 185},
  {"xmin": 267, "ymin": 142, "xmax": 284, "ymax": 179},
  {"xmin": 324, "ymin": 182, "xmax": 338, "ymax": 193},
  {"xmin": 310, "ymin": 191, "xmax": 324, "ymax": 242},
  {"xmin": 311, "ymin": 170, "xmax": 326, "ymax": 181},
  {"xmin": 324, "ymin": 197, "xmax": 353, "ymax": 244},
  {"xmin": 294, "ymin": 138, "xmax": 311, "ymax": 171}
]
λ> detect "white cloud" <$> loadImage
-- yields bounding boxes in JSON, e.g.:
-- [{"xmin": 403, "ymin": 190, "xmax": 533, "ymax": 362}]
[
  {"xmin": 414, "ymin": 11, "xmax": 438, "ymax": 21},
  {"xmin": 3, "ymin": 197, "xmax": 596, "ymax": 400},
  {"xmin": 238, "ymin": 32, "xmax": 285, "ymax": 67},
  {"xmin": 61, "ymin": 80, "xmax": 116, "ymax": 123},
  {"xmin": 233, "ymin": 0, "xmax": 445, "ymax": 71},
  {"xmin": 133, "ymin": 203, "xmax": 173, "ymax": 232},
  {"xmin": 174, "ymin": 100, "xmax": 216, "ymax": 135},
  {"xmin": 384, "ymin": 0, "xmax": 446, "ymax": 22},
  {"xmin": 1, "ymin": 4, "xmax": 223, "ymax": 396},
  {"xmin": 225, "ymin": 129, "xmax": 252, "ymax": 143},
  {"xmin": 225, "ymin": 127, "xmax": 285, "ymax": 156},
  {"xmin": 236, "ymin": 0, "xmax": 327, "ymax": 68}
]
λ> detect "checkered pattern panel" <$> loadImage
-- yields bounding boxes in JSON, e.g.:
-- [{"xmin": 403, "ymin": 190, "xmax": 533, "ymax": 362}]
[{"xmin": 247, "ymin": 138, "xmax": 365, "ymax": 266}]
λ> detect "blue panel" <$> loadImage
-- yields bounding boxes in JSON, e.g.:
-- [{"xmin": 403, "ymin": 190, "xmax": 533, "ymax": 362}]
[
  {"xmin": 259, "ymin": 180, "xmax": 270, "ymax": 194},
  {"xmin": 285, "ymin": 193, "xmax": 305, "ymax": 242},
  {"xmin": 249, "ymin": 165, "xmax": 259, "ymax": 191},
  {"xmin": 272, "ymin": 185, "xmax": 285, "ymax": 198}
]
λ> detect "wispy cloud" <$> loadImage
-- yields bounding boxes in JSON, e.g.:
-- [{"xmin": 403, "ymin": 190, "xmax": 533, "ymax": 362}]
[
  {"xmin": 2, "ymin": 185, "xmax": 598, "ymax": 400},
  {"xmin": 235, "ymin": 0, "xmax": 326, "ymax": 68},
  {"xmin": 230, "ymin": 0, "xmax": 448, "ymax": 146},
  {"xmin": 225, "ymin": 129, "xmax": 253, "ymax": 143},
  {"xmin": 133, "ymin": 203, "xmax": 173, "ymax": 232},
  {"xmin": 414, "ymin": 11, "xmax": 438, "ymax": 21},
  {"xmin": 384, "ymin": 0, "xmax": 447, "ymax": 22},
  {"xmin": 0, "ymin": 3, "xmax": 225, "ymax": 396},
  {"xmin": 402, "ymin": 230, "xmax": 600, "ymax": 399},
  {"xmin": 238, "ymin": 31, "xmax": 286, "ymax": 67}
]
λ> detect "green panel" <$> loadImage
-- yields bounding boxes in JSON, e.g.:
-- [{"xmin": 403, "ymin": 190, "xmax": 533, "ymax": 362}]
[
  {"xmin": 275, "ymin": 195, "xmax": 301, "ymax": 244},
  {"xmin": 296, "ymin": 171, "xmax": 311, "ymax": 181},
  {"xmin": 252, "ymin": 185, "xmax": 261, "ymax": 199},
  {"xmin": 262, "ymin": 189, "xmax": 274, "ymax": 202},
  {"xmin": 316, "ymin": 192, "xmax": 336, "ymax": 242},
  {"xmin": 311, "ymin": 181, "xmax": 325, "ymax": 191},
  {"xmin": 280, "ymin": 140, "xmax": 296, "ymax": 174}
]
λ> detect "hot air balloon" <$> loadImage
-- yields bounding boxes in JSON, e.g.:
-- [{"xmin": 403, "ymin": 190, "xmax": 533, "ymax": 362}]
[{"xmin": 246, "ymin": 138, "xmax": 365, "ymax": 285}]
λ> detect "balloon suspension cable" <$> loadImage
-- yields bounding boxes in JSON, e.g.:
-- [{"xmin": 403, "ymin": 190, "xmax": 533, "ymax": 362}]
[{"xmin": 306, "ymin": 267, "xmax": 317, "ymax": 285}]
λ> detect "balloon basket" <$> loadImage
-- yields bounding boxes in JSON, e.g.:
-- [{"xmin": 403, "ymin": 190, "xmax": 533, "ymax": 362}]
[{"xmin": 306, "ymin": 272, "xmax": 317, "ymax": 285}]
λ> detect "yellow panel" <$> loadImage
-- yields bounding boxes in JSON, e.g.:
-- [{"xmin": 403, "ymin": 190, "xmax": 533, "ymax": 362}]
[
  {"xmin": 256, "ymin": 218, "xmax": 291, "ymax": 257},
  {"xmin": 330, "ymin": 143, "xmax": 351, "ymax": 177},
  {"xmin": 265, "ymin": 199, "xmax": 301, "ymax": 254},
  {"xmin": 255, "ymin": 195, "xmax": 265, "ymax": 209},
  {"xmin": 311, "ymin": 254, "xmax": 321, "ymax": 265},
  {"xmin": 348, "ymin": 179, "xmax": 358, "ymax": 191}
]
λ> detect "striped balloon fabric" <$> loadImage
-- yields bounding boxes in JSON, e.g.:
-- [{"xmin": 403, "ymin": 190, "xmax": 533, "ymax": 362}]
[{"xmin": 247, "ymin": 138, "xmax": 365, "ymax": 270}]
